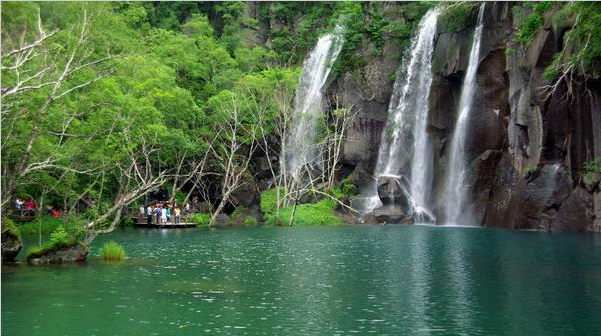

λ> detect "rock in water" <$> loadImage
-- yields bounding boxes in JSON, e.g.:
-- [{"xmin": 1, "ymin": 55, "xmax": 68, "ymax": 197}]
[
  {"xmin": 27, "ymin": 244, "xmax": 88, "ymax": 265},
  {"xmin": 1, "ymin": 224, "xmax": 22, "ymax": 263}
]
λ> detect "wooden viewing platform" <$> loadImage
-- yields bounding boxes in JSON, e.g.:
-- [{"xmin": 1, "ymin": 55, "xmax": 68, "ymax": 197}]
[
  {"xmin": 132, "ymin": 216, "xmax": 197, "ymax": 228},
  {"xmin": 9, "ymin": 209, "xmax": 38, "ymax": 223}
]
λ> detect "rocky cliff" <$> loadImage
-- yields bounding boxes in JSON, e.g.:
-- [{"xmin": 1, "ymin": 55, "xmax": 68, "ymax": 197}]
[{"xmin": 326, "ymin": 2, "xmax": 601, "ymax": 232}]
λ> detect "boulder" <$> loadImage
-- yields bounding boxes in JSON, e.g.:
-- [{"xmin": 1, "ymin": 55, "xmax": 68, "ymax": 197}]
[
  {"xmin": 1, "ymin": 223, "xmax": 22, "ymax": 263},
  {"xmin": 550, "ymin": 186, "xmax": 593, "ymax": 233},
  {"xmin": 27, "ymin": 243, "xmax": 88, "ymax": 265},
  {"xmin": 376, "ymin": 175, "xmax": 411, "ymax": 206},
  {"xmin": 373, "ymin": 204, "xmax": 411, "ymax": 224}
]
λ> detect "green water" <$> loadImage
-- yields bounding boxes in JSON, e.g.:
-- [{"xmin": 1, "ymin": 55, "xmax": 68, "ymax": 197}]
[{"xmin": 3, "ymin": 225, "xmax": 601, "ymax": 335}]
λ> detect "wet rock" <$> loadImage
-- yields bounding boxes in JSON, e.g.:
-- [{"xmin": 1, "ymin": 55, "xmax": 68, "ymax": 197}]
[
  {"xmin": 27, "ymin": 243, "xmax": 88, "ymax": 265},
  {"xmin": 550, "ymin": 186, "xmax": 593, "ymax": 233},
  {"xmin": 471, "ymin": 150, "xmax": 503, "ymax": 224},
  {"xmin": 1, "ymin": 224, "xmax": 21, "ymax": 263},
  {"xmin": 376, "ymin": 175, "xmax": 411, "ymax": 208},
  {"xmin": 373, "ymin": 204, "xmax": 411, "ymax": 224}
]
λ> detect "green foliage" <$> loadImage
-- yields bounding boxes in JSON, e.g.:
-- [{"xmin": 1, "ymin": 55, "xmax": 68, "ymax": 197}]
[
  {"xmin": 505, "ymin": 48, "xmax": 517, "ymax": 56},
  {"xmin": 582, "ymin": 157, "xmax": 601, "ymax": 189},
  {"xmin": 1, "ymin": 218, "xmax": 21, "ymax": 240},
  {"xmin": 517, "ymin": 2, "xmax": 554, "ymax": 46},
  {"xmin": 523, "ymin": 164, "xmax": 537, "ymax": 175},
  {"xmin": 191, "ymin": 213, "xmax": 211, "ymax": 227},
  {"xmin": 231, "ymin": 206, "xmax": 246, "ymax": 219},
  {"xmin": 26, "ymin": 240, "xmax": 84, "ymax": 260},
  {"xmin": 101, "ymin": 241, "xmax": 126, "ymax": 261},
  {"xmin": 330, "ymin": 176, "xmax": 359, "ymax": 201},
  {"xmin": 244, "ymin": 216, "xmax": 258, "ymax": 226},
  {"xmin": 19, "ymin": 215, "xmax": 85, "ymax": 238},
  {"xmin": 50, "ymin": 226, "xmax": 70, "ymax": 245},
  {"xmin": 265, "ymin": 199, "xmax": 343, "ymax": 226},
  {"xmin": 438, "ymin": 2, "xmax": 480, "ymax": 34},
  {"xmin": 260, "ymin": 187, "xmax": 286, "ymax": 215}
]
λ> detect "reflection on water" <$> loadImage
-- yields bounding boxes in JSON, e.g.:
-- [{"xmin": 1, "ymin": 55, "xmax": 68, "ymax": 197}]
[{"xmin": 3, "ymin": 226, "xmax": 601, "ymax": 335}]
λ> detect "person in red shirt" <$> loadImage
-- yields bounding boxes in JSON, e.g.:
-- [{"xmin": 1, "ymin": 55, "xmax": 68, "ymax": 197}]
[
  {"xmin": 52, "ymin": 209, "xmax": 60, "ymax": 218},
  {"xmin": 25, "ymin": 198, "xmax": 35, "ymax": 210}
]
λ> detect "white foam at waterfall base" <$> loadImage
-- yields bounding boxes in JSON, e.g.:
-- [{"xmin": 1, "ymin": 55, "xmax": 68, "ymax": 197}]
[
  {"xmin": 357, "ymin": 8, "xmax": 440, "ymax": 221},
  {"xmin": 284, "ymin": 26, "xmax": 344, "ymax": 179},
  {"xmin": 442, "ymin": 3, "xmax": 486, "ymax": 226}
]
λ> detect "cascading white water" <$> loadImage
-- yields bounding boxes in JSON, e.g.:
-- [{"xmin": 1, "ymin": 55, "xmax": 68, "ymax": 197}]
[
  {"xmin": 284, "ymin": 26, "xmax": 344, "ymax": 178},
  {"xmin": 358, "ymin": 8, "xmax": 439, "ymax": 220},
  {"xmin": 442, "ymin": 3, "xmax": 486, "ymax": 225}
]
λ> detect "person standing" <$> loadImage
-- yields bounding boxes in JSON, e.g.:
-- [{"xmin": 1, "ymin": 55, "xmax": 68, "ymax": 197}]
[
  {"xmin": 155, "ymin": 204, "xmax": 162, "ymax": 225},
  {"xmin": 146, "ymin": 204, "xmax": 153, "ymax": 225},
  {"xmin": 138, "ymin": 205, "xmax": 145, "ymax": 224},
  {"xmin": 184, "ymin": 202, "xmax": 190, "ymax": 216},
  {"xmin": 14, "ymin": 197, "xmax": 23, "ymax": 210},
  {"xmin": 174, "ymin": 207, "xmax": 181, "ymax": 225},
  {"xmin": 166, "ymin": 206, "xmax": 171, "ymax": 224},
  {"xmin": 161, "ymin": 206, "xmax": 167, "ymax": 224},
  {"xmin": 25, "ymin": 198, "xmax": 35, "ymax": 210}
]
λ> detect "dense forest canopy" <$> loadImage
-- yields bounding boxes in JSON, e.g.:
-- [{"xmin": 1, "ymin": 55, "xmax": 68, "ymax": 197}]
[{"xmin": 2, "ymin": 1, "xmax": 600, "ymax": 243}]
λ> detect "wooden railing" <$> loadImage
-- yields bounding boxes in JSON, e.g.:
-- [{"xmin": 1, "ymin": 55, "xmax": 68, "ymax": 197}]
[{"xmin": 8, "ymin": 209, "xmax": 39, "ymax": 223}]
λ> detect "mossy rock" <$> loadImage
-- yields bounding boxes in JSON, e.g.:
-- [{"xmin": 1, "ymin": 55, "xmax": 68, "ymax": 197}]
[
  {"xmin": 1, "ymin": 219, "xmax": 22, "ymax": 263},
  {"xmin": 27, "ymin": 240, "xmax": 88, "ymax": 265}
]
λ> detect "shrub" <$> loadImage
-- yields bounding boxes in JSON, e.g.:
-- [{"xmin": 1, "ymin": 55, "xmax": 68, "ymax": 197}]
[
  {"xmin": 244, "ymin": 216, "xmax": 258, "ymax": 226},
  {"xmin": 582, "ymin": 157, "xmax": 601, "ymax": 187},
  {"xmin": 331, "ymin": 175, "xmax": 359, "ymax": 202},
  {"xmin": 517, "ymin": 1, "xmax": 554, "ymax": 46},
  {"xmin": 1, "ymin": 218, "xmax": 21, "ymax": 239},
  {"xmin": 50, "ymin": 226, "xmax": 70, "ymax": 245},
  {"xmin": 438, "ymin": 2, "xmax": 480, "ymax": 34},
  {"xmin": 231, "ymin": 206, "xmax": 246, "ymax": 219},
  {"xmin": 191, "ymin": 212, "xmax": 211, "ymax": 227},
  {"xmin": 260, "ymin": 187, "xmax": 285, "ymax": 215},
  {"xmin": 265, "ymin": 199, "xmax": 343, "ymax": 226},
  {"xmin": 19, "ymin": 215, "xmax": 85, "ymax": 238},
  {"xmin": 100, "ymin": 241, "xmax": 126, "ymax": 261}
]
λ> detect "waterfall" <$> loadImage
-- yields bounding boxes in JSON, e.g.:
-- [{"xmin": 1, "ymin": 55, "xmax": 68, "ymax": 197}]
[
  {"xmin": 442, "ymin": 3, "xmax": 486, "ymax": 225},
  {"xmin": 284, "ymin": 26, "xmax": 344, "ymax": 179},
  {"xmin": 358, "ymin": 8, "xmax": 439, "ymax": 221}
]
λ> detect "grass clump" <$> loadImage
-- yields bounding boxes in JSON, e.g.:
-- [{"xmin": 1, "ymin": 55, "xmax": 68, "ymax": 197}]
[
  {"xmin": 244, "ymin": 216, "xmax": 258, "ymax": 226},
  {"xmin": 264, "ymin": 199, "xmax": 343, "ymax": 226},
  {"xmin": 100, "ymin": 241, "xmax": 126, "ymax": 261},
  {"xmin": 191, "ymin": 212, "xmax": 211, "ymax": 227}
]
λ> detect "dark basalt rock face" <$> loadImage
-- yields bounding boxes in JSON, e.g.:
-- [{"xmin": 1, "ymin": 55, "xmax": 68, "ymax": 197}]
[
  {"xmin": 335, "ymin": 2, "xmax": 601, "ymax": 231},
  {"xmin": 1, "ymin": 225, "xmax": 22, "ymax": 263},
  {"xmin": 27, "ymin": 244, "xmax": 89, "ymax": 265},
  {"xmin": 550, "ymin": 187, "xmax": 594, "ymax": 233}
]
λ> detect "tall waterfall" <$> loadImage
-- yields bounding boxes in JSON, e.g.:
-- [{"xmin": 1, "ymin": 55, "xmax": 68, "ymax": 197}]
[
  {"xmin": 284, "ymin": 26, "xmax": 344, "ymax": 178},
  {"xmin": 363, "ymin": 8, "xmax": 439, "ymax": 221},
  {"xmin": 442, "ymin": 3, "xmax": 486, "ymax": 225}
]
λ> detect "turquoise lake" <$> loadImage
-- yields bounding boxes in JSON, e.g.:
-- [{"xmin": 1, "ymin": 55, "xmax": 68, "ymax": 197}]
[{"xmin": 3, "ymin": 225, "xmax": 601, "ymax": 335}]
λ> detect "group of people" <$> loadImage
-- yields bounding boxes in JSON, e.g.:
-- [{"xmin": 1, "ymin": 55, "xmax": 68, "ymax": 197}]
[
  {"xmin": 13, "ymin": 197, "xmax": 36, "ymax": 211},
  {"xmin": 140, "ymin": 202, "xmax": 191, "ymax": 225}
]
